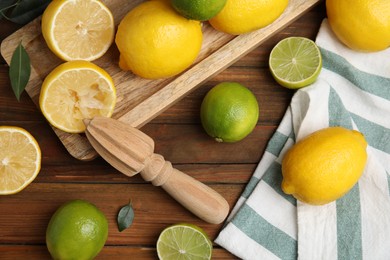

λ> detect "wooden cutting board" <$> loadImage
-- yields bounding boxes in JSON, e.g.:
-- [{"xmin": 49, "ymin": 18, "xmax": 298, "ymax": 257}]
[{"xmin": 0, "ymin": 0, "xmax": 322, "ymax": 161}]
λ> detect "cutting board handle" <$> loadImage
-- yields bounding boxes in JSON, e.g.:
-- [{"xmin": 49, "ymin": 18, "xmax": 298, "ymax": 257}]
[{"xmin": 142, "ymin": 153, "xmax": 229, "ymax": 224}]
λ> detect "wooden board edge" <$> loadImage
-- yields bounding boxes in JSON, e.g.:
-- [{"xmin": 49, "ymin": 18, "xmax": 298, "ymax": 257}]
[{"xmin": 119, "ymin": 0, "xmax": 323, "ymax": 128}]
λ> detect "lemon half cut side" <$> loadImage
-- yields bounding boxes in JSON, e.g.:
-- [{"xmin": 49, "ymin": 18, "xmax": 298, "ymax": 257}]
[
  {"xmin": 39, "ymin": 61, "xmax": 116, "ymax": 134},
  {"xmin": 0, "ymin": 126, "xmax": 41, "ymax": 195},
  {"xmin": 41, "ymin": 0, "xmax": 115, "ymax": 61}
]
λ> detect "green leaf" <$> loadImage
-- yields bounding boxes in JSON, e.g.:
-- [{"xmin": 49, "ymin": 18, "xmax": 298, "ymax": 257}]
[
  {"xmin": 8, "ymin": 0, "xmax": 51, "ymax": 24},
  {"xmin": 0, "ymin": 0, "xmax": 18, "ymax": 11},
  {"xmin": 9, "ymin": 42, "xmax": 31, "ymax": 101},
  {"xmin": 117, "ymin": 201, "xmax": 134, "ymax": 232},
  {"xmin": 0, "ymin": 0, "xmax": 18, "ymax": 20}
]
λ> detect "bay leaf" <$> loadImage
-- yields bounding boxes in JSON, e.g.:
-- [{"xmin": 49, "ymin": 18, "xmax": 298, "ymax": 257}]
[
  {"xmin": 0, "ymin": 0, "xmax": 18, "ymax": 20},
  {"xmin": 117, "ymin": 201, "xmax": 135, "ymax": 232},
  {"xmin": 9, "ymin": 0, "xmax": 51, "ymax": 24},
  {"xmin": 0, "ymin": 0, "xmax": 17, "ymax": 10},
  {"xmin": 9, "ymin": 42, "xmax": 31, "ymax": 101}
]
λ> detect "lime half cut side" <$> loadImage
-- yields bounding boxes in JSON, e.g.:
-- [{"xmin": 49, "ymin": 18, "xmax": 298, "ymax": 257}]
[
  {"xmin": 156, "ymin": 223, "xmax": 212, "ymax": 260},
  {"xmin": 269, "ymin": 37, "xmax": 322, "ymax": 89}
]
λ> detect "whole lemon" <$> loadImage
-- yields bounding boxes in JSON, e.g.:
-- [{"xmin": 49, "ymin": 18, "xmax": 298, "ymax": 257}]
[
  {"xmin": 209, "ymin": 0, "xmax": 289, "ymax": 35},
  {"xmin": 326, "ymin": 0, "xmax": 390, "ymax": 52},
  {"xmin": 281, "ymin": 127, "xmax": 367, "ymax": 205},
  {"xmin": 115, "ymin": 0, "xmax": 203, "ymax": 79},
  {"xmin": 46, "ymin": 200, "xmax": 108, "ymax": 260},
  {"xmin": 200, "ymin": 82, "xmax": 259, "ymax": 142}
]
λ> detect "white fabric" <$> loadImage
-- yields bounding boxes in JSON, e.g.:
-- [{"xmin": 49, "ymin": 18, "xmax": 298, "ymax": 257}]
[{"xmin": 215, "ymin": 19, "xmax": 390, "ymax": 260}]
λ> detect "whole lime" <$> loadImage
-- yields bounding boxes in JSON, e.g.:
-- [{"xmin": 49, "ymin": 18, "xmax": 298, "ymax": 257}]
[
  {"xmin": 46, "ymin": 200, "xmax": 108, "ymax": 260},
  {"xmin": 171, "ymin": 0, "xmax": 227, "ymax": 21},
  {"xmin": 200, "ymin": 82, "xmax": 259, "ymax": 142}
]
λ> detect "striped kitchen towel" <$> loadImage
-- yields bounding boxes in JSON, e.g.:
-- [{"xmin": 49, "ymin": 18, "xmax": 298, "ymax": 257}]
[{"xmin": 215, "ymin": 19, "xmax": 390, "ymax": 259}]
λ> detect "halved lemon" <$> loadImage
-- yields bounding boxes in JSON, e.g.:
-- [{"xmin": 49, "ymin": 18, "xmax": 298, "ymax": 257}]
[
  {"xmin": 39, "ymin": 60, "xmax": 116, "ymax": 133},
  {"xmin": 41, "ymin": 0, "xmax": 115, "ymax": 61},
  {"xmin": 0, "ymin": 126, "xmax": 41, "ymax": 195}
]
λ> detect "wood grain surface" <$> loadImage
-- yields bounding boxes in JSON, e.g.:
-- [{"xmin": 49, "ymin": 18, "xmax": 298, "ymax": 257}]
[
  {"xmin": 0, "ymin": 2, "xmax": 327, "ymax": 259},
  {"xmin": 1, "ymin": 0, "xmax": 321, "ymax": 161}
]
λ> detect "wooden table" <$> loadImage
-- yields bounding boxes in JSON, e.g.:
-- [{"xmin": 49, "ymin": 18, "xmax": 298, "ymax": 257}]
[{"xmin": 0, "ymin": 3, "xmax": 326, "ymax": 259}]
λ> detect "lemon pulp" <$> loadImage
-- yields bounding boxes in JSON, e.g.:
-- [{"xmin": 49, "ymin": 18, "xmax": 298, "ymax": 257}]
[
  {"xmin": 39, "ymin": 60, "xmax": 116, "ymax": 133},
  {"xmin": 41, "ymin": 0, "xmax": 114, "ymax": 61},
  {"xmin": 0, "ymin": 126, "xmax": 41, "ymax": 195}
]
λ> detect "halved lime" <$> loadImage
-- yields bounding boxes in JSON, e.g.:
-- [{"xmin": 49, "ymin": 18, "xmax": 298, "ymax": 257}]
[
  {"xmin": 269, "ymin": 37, "xmax": 322, "ymax": 89},
  {"xmin": 156, "ymin": 223, "xmax": 212, "ymax": 259}
]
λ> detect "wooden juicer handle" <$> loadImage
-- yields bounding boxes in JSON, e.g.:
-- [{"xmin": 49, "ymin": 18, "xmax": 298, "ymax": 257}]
[{"xmin": 84, "ymin": 117, "xmax": 230, "ymax": 224}]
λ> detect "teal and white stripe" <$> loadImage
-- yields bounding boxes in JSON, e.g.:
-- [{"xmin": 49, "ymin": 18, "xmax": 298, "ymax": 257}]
[
  {"xmin": 217, "ymin": 114, "xmax": 298, "ymax": 259},
  {"xmin": 215, "ymin": 19, "xmax": 390, "ymax": 259}
]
